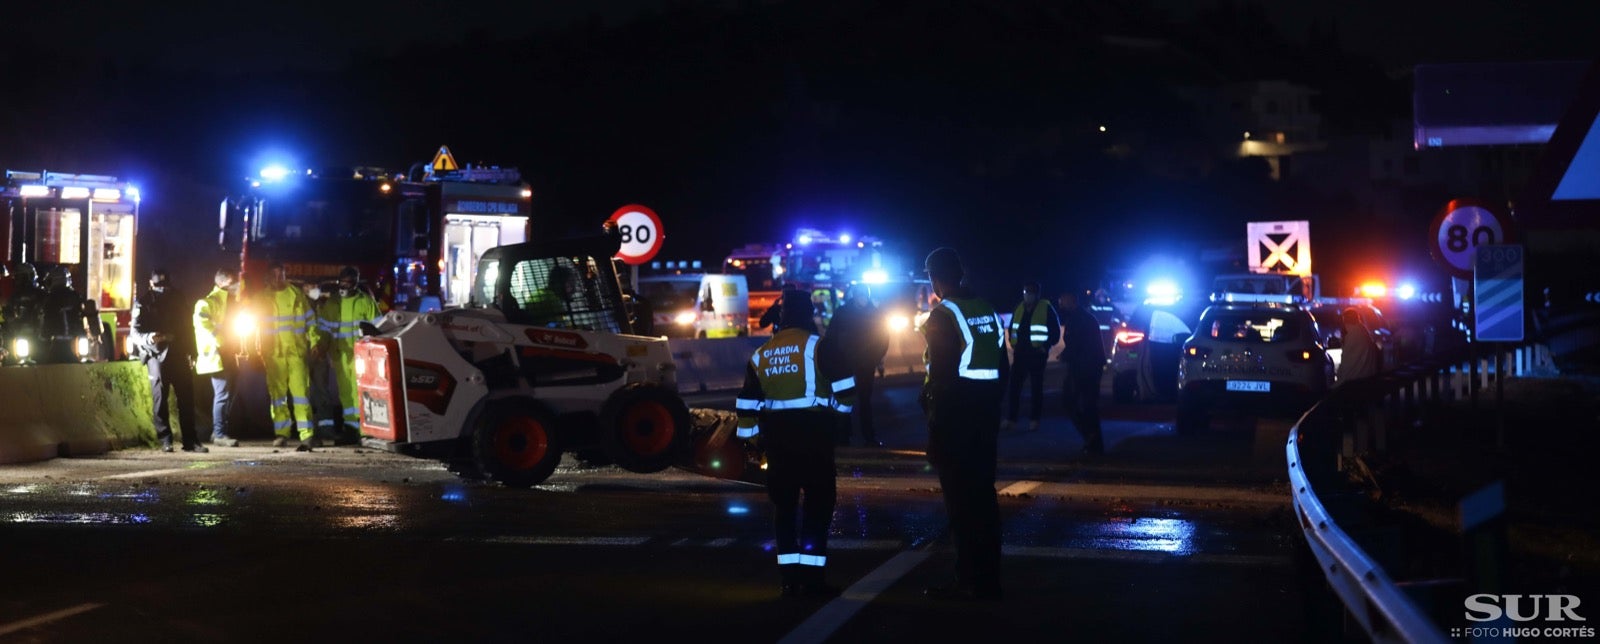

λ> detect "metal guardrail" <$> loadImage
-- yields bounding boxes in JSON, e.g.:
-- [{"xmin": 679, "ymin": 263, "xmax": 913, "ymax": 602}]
[
  {"xmin": 1288, "ymin": 420, "xmax": 1449, "ymax": 644},
  {"xmin": 1285, "ymin": 342, "xmax": 1554, "ymax": 643}
]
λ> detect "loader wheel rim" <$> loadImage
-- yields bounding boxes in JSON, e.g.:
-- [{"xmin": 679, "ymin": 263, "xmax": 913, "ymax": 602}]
[
  {"xmin": 621, "ymin": 400, "xmax": 676, "ymax": 457},
  {"xmin": 494, "ymin": 417, "xmax": 549, "ymax": 471}
]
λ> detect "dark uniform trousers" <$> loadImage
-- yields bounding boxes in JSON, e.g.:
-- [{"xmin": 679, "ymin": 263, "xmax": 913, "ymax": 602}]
[
  {"xmin": 763, "ymin": 409, "xmax": 838, "ymax": 585},
  {"xmin": 1064, "ymin": 362, "xmax": 1104, "ymax": 448},
  {"xmin": 1006, "ymin": 349, "xmax": 1047, "ymax": 423},
  {"xmin": 927, "ymin": 381, "xmax": 1003, "ymax": 592},
  {"xmin": 149, "ymin": 354, "xmax": 199, "ymax": 448}
]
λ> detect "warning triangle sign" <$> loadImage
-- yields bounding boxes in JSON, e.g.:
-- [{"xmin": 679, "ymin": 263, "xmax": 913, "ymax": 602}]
[
  {"xmin": 1522, "ymin": 59, "xmax": 1600, "ymax": 223},
  {"xmin": 431, "ymin": 145, "xmax": 459, "ymax": 172}
]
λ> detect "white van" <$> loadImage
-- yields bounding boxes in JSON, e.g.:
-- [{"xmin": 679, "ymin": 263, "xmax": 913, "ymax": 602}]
[{"xmin": 637, "ymin": 273, "xmax": 750, "ymax": 338}]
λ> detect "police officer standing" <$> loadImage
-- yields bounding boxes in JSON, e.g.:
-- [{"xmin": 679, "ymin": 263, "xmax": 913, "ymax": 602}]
[
  {"xmin": 824, "ymin": 284, "xmax": 889, "ymax": 447},
  {"xmin": 735, "ymin": 290, "xmax": 855, "ymax": 599},
  {"xmin": 132, "ymin": 268, "xmax": 205, "ymax": 453},
  {"xmin": 1057, "ymin": 290, "xmax": 1106, "ymax": 454},
  {"xmin": 919, "ymin": 247, "xmax": 1006, "ymax": 600},
  {"xmin": 1004, "ymin": 281, "xmax": 1059, "ymax": 432}
]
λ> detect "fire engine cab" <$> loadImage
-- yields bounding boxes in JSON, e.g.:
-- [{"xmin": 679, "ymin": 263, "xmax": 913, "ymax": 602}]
[{"xmin": 2, "ymin": 170, "xmax": 138, "ymax": 362}]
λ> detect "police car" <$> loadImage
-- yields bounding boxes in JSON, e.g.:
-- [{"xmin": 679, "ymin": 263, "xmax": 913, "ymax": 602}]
[{"xmin": 1174, "ymin": 293, "xmax": 1334, "ymax": 433}]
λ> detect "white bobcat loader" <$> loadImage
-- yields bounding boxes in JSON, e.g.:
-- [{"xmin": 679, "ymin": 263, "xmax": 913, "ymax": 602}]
[{"xmin": 354, "ymin": 234, "xmax": 715, "ymax": 487}]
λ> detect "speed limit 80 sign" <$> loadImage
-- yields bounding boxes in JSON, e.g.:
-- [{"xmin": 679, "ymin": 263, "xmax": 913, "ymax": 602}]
[
  {"xmin": 1429, "ymin": 199, "xmax": 1517, "ymax": 278},
  {"xmin": 607, "ymin": 204, "xmax": 664, "ymax": 265}
]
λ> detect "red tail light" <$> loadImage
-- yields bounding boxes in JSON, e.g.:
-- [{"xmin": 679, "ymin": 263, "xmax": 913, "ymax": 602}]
[
  {"xmin": 1287, "ymin": 349, "xmax": 1319, "ymax": 363},
  {"xmin": 1184, "ymin": 345, "xmax": 1210, "ymax": 359},
  {"xmin": 1115, "ymin": 329, "xmax": 1145, "ymax": 345}
]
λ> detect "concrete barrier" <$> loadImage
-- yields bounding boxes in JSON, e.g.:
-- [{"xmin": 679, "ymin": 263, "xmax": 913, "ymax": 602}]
[
  {"xmin": 0, "ymin": 361, "xmax": 154, "ymax": 464},
  {"xmin": 669, "ymin": 332, "xmax": 936, "ymax": 394}
]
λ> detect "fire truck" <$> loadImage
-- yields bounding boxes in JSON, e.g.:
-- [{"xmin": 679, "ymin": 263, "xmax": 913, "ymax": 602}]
[
  {"xmin": 723, "ymin": 228, "xmax": 918, "ymax": 330},
  {"xmin": 218, "ymin": 146, "xmax": 531, "ymax": 310},
  {"xmin": 2, "ymin": 170, "xmax": 138, "ymax": 362}
]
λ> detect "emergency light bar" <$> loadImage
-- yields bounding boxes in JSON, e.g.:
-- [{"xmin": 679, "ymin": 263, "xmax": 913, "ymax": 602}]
[
  {"xmin": 4, "ymin": 170, "xmax": 137, "ymax": 201},
  {"xmin": 1210, "ymin": 292, "xmax": 1303, "ymax": 304}
]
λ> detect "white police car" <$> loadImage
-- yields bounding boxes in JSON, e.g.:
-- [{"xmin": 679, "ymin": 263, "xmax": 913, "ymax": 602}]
[{"xmin": 1174, "ymin": 294, "xmax": 1334, "ymax": 433}]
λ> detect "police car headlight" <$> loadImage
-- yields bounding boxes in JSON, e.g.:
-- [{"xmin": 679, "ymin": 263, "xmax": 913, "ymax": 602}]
[
  {"xmin": 674, "ymin": 311, "xmax": 696, "ymax": 326},
  {"xmin": 75, "ymin": 336, "xmax": 92, "ymax": 359},
  {"xmin": 13, "ymin": 337, "xmax": 31, "ymax": 360},
  {"xmin": 886, "ymin": 314, "xmax": 911, "ymax": 333}
]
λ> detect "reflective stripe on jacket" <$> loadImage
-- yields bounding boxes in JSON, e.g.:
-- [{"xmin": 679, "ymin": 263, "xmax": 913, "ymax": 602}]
[
  {"xmin": 734, "ymin": 328, "xmax": 854, "ymax": 438},
  {"xmin": 316, "ymin": 290, "xmax": 382, "ymax": 351},
  {"xmin": 1008, "ymin": 301, "xmax": 1060, "ymax": 349},
  {"xmin": 930, "ymin": 297, "xmax": 1003, "ymax": 381}
]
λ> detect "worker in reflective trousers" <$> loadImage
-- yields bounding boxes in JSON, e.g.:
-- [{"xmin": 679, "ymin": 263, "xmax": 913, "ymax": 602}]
[
  {"xmin": 314, "ymin": 266, "xmax": 382, "ymax": 445},
  {"xmin": 258, "ymin": 262, "xmax": 326, "ymax": 451},
  {"xmin": 735, "ymin": 289, "xmax": 855, "ymax": 599},
  {"xmin": 920, "ymin": 247, "xmax": 1006, "ymax": 600}
]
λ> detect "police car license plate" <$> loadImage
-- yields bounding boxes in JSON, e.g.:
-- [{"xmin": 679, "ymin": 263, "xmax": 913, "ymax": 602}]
[
  {"xmin": 1226, "ymin": 380, "xmax": 1271, "ymax": 393},
  {"xmin": 362, "ymin": 393, "xmax": 390, "ymax": 427}
]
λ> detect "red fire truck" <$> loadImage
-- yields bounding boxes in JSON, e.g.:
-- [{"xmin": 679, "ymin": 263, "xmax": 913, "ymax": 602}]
[
  {"xmin": 218, "ymin": 146, "xmax": 532, "ymax": 309},
  {"xmin": 2, "ymin": 170, "xmax": 138, "ymax": 361}
]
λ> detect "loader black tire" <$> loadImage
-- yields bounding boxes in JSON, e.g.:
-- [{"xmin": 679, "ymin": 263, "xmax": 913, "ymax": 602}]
[
  {"xmin": 599, "ymin": 384, "xmax": 692, "ymax": 474},
  {"xmin": 471, "ymin": 401, "xmax": 562, "ymax": 488}
]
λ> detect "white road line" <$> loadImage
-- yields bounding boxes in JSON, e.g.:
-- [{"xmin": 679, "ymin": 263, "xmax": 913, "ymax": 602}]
[
  {"xmin": 705, "ymin": 537, "xmax": 736, "ymax": 548},
  {"xmin": 998, "ymin": 480, "xmax": 1042, "ymax": 497},
  {"xmin": 483, "ymin": 536, "xmax": 651, "ymax": 546},
  {"xmin": 1003, "ymin": 545, "xmax": 1290, "ymax": 567},
  {"xmin": 823, "ymin": 539, "xmax": 903, "ymax": 550},
  {"xmin": 101, "ymin": 468, "xmax": 193, "ymax": 480},
  {"xmin": 777, "ymin": 550, "xmax": 931, "ymax": 644},
  {"xmin": 0, "ymin": 602, "xmax": 106, "ymax": 636}
]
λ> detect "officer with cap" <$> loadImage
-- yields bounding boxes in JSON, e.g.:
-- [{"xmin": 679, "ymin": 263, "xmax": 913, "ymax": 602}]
[
  {"xmin": 919, "ymin": 247, "xmax": 1006, "ymax": 600},
  {"xmin": 735, "ymin": 289, "xmax": 855, "ymax": 599}
]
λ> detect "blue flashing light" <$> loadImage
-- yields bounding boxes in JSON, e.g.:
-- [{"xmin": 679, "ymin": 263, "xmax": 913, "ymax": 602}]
[
  {"xmin": 259, "ymin": 165, "xmax": 291, "ymax": 182},
  {"xmin": 125, "ymin": 186, "xmax": 141, "ymax": 202},
  {"xmin": 1397, "ymin": 283, "xmax": 1418, "ymax": 300},
  {"xmin": 727, "ymin": 505, "xmax": 750, "ymax": 515},
  {"xmin": 839, "ymin": 233, "xmax": 852, "ymax": 244},
  {"xmin": 862, "ymin": 269, "xmax": 889, "ymax": 284},
  {"xmin": 1143, "ymin": 280, "xmax": 1181, "ymax": 305},
  {"xmin": 798, "ymin": 234, "xmax": 813, "ymax": 245}
]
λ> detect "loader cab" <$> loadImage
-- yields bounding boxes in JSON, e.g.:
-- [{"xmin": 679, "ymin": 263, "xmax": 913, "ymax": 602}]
[{"xmin": 473, "ymin": 234, "xmax": 632, "ymax": 334}]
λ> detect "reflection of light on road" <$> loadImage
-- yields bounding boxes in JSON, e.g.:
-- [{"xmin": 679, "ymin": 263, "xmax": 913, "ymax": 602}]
[
  {"xmin": 187, "ymin": 488, "xmax": 225, "ymax": 506},
  {"xmin": 1088, "ymin": 517, "xmax": 1196, "ymax": 554},
  {"xmin": 441, "ymin": 486, "xmax": 468, "ymax": 503},
  {"xmin": 6, "ymin": 484, "xmax": 39, "ymax": 494},
  {"xmin": 324, "ymin": 487, "xmax": 402, "ymax": 531},
  {"xmin": 186, "ymin": 461, "xmax": 221, "ymax": 470},
  {"xmin": 189, "ymin": 514, "xmax": 226, "ymax": 528},
  {"xmin": 104, "ymin": 490, "xmax": 161, "ymax": 503},
  {"xmin": 5, "ymin": 512, "xmax": 153, "ymax": 525}
]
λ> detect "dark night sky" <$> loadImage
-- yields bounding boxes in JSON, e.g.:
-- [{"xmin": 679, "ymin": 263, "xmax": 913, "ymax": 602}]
[{"xmin": 5, "ymin": 1, "xmax": 1598, "ymax": 301}]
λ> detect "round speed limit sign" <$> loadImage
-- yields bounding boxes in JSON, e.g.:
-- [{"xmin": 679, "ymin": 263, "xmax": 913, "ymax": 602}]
[
  {"xmin": 1429, "ymin": 198, "xmax": 1515, "ymax": 278},
  {"xmin": 607, "ymin": 204, "xmax": 664, "ymax": 265}
]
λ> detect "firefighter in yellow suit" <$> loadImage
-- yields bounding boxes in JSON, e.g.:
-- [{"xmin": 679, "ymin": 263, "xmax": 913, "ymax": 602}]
[
  {"xmin": 314, "ymin": 266, "xmax": 382, "ymax": 444},
  {"xmin": 735, "ymin": 290, "xmax": 855, "ymax": 599},
  {"xmin": 259, "ymin": 262, "xmax": 326, "ymax": 451}
]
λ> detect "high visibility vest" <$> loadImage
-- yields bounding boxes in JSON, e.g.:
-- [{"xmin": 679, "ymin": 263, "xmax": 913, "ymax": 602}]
[
  {"xmin": 734, "ymin": 328, "xmax": 854, "ymax": 438},
  {"xmin": 1009, "ymin": 301, "xmax": 1056, "ymax": 348},
  {"xmin": 193, "ymin": 286, "xmax": 231, "ymax": 375},
  {"xmin": 926, "ymin": 296, "xmax": 1003, "ymax": 381}
]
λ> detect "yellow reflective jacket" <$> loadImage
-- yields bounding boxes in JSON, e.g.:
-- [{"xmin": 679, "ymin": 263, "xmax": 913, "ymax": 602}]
[
  {"xmin": 258, "ymin": 284, "xmax": 324, "ymax": 359},
  {"xmin": 316, "ymin": 289, "xmax": 382, "ymax": 354},
  {"xmin": 193, "ymin": 286, "xmax": 232, "ymax": 374}
]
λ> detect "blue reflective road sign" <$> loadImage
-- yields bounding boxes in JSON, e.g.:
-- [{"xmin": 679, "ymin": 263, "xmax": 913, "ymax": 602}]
[{"xmin": 1474, "ymin": 244, "xmax": 1524, "ymax": 342}]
